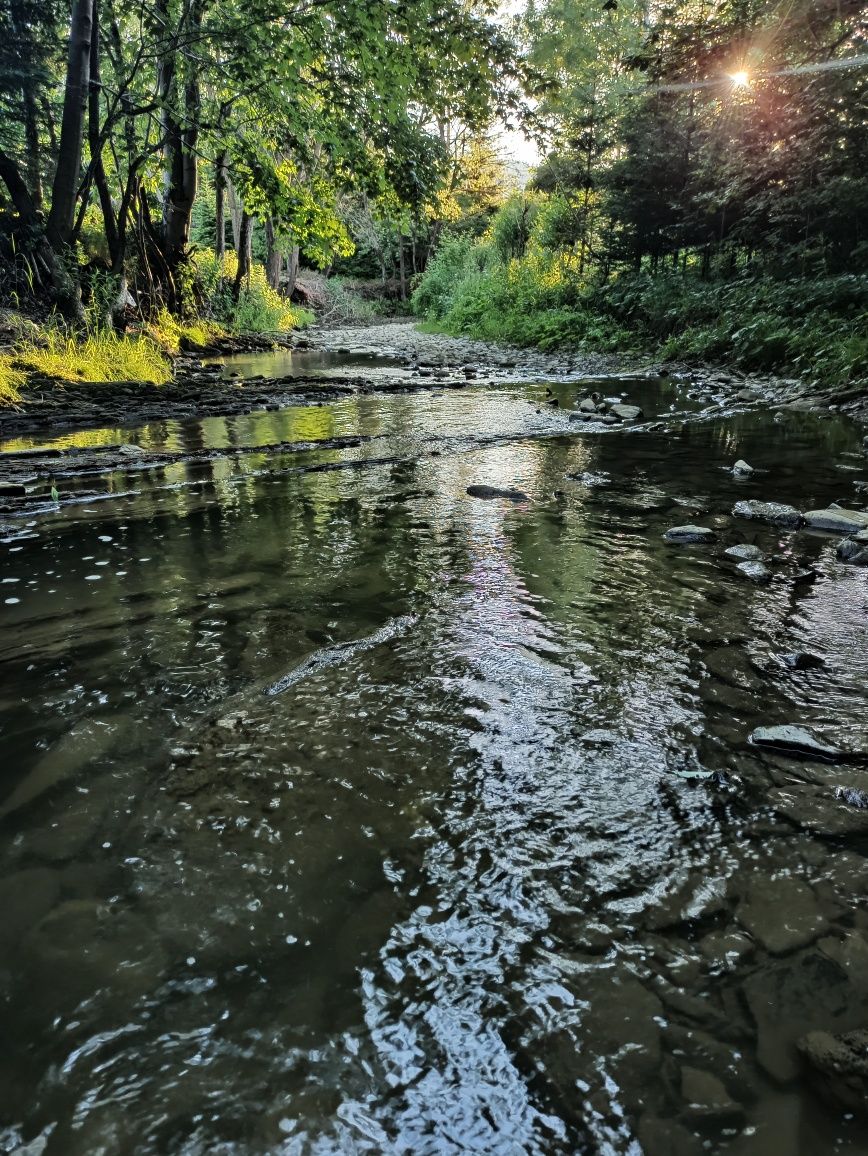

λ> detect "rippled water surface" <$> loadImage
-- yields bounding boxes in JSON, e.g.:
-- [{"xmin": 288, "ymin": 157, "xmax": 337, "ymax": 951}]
[{"xmin": 1, "ymin": 366, "xmax": 868, "ymax": 1155}]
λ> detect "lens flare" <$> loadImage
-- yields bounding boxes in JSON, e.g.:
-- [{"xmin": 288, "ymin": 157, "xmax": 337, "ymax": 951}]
[{"xmin": 730, "ymin": 70, "xmax": 750, "ymax": 87}]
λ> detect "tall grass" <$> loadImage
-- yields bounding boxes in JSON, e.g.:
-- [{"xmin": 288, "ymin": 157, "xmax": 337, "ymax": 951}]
[
  {"xmin": 15, "ymin": 331, "xmax": 171, "ymax": 384},
  {"xmin": 0, "ymin": 358, "xmax": 25, "ymax": 405},
  {"xmin": 193, "ymin": 250, "xmax": 314, "ymax": 334}
]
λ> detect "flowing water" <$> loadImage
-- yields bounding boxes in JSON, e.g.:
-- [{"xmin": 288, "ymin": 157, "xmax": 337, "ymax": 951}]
[{"xmin": 1, "ymin": 358, "xmax": 867, "ymax": 1155}]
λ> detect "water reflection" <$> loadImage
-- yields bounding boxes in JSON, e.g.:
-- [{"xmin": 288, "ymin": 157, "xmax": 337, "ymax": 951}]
[{"xmin": 0, "ymin": 378, "xmax": 867, "ymax": 1154}]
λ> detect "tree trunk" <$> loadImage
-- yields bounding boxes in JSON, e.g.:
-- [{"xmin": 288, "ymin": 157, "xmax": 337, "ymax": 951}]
[
  {"xmin": 286, "ymin": 245, "xmax": 300, "ymax": 297},
  {"xmin": 398, "ymin": 237, "xmax": 407, "ymax": 301},
  {"xmin": 88, "ymin": 0, "xmax": 119, "ymax": 264},
  {"xmin": 47, "ymin": 0, "xmax": 94, "ymax": 250},
  {"xmin": 265, "ymin": 217, "xmax": 282, "ymax": 290},
  {"xmin": 215, "ymin": 150, "xmax": 228, "ymax": 262},
  {"xmin": 227, "ymin": 178, "xmax": 243, "ymax": 251},
  {"xmin": 232, "ymin": 211, "xmax": 253, "ymax": 302}
]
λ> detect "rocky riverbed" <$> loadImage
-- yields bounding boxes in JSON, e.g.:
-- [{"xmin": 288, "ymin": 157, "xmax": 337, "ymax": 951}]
[{"xmin": 1, "ymin": 322, "xmax": 867, "ymax": 1155}]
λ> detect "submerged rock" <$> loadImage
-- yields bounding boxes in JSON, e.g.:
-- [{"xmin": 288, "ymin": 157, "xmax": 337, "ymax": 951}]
[
  {"xmin": 736, "ymin": 560, "xmax": 771, "ymax": 583},
  {"xmin": 725, "ymin": 543, "xmax": 764, "ymax": 561},
  {"xmin": 679, "ymin": 1066, "xmax": 744, "ymax": 1123},
  {"xmin": 749, "ymin": 725, "xmax": 845, "ymax": 762},
  {"xmin": 733, "ymin": 499, "xmax": 803, "ymax": 527},
  {"xmin": 798, "ymin": 1029, "xmax": 868, "ymax": 1115},
  {"xmin": 466, "ymin": 484, "xmax": 529, "ymax": 502},
  {"xmin": 736, "ymin": 877, "xmax": 828, "ymax": 955},
  {"xmin": 664, "ymin": 525, "xmax": 716, "ymax": 543},
  {"xmin": 802, "ymin": 507, "xmax": 868, "ymax": 534},
  {"xmin": 835, "ymin": 786, "xmax": 868, "ymax": 809},
  {"xmin": 836, "ymin": 529, "xmax": 868, "ymax": 564},
  {"xmin": 778, "ymin": 652, "xmax": 825, "ymax": 671}
]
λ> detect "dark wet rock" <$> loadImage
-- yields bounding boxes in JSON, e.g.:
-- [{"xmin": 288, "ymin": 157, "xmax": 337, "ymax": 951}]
[
  {"xmin": 466, "ymin": 484, "xmax": 529, "ymax": 502},
  {"xmin": 835, "ymin": 786, "xmax": 868, "ymax": 809},
  {"xmin": 578, "ymin": 397, "xmax": 598, "ymax": 413},
  {"xmin": 725, "ymin": 544, "xmax": 764, "ymax": 561},
  {"xmin": 732, "ymin": 499, "xmax": 803, "ymax": 527},
  {"xmin": 637, "ymin": 1116, "xmax": 703, "ymax": 1156},
  {"xmin": 792, "ymin": 566, "xmax": 820, "ymax": 584},
  {"xmin": 699, "ymin": 930, "xmax": 755, "ymax": 973},
  {"xmin": 802, "ymin": 507, "xmax": 868, "ymax": 534},
  {"xmin": 769, "ymin": 784, "xmax": 868, "ymax": 839},
  {"xmin": 663, "ymin": 525, "xmax": 716, "ymax": 544},
  {"xmin": 736, "ymin": 877, "xmax": 828, "ymax": 955},
  {"xmin": 778, "ymin": 652, "xmax": 825, "ymax": 671},
  {"xmin": 749, "ymin": 725, "xmax": 844, "ymax": 762},
  {"xmin": 679, "ymin": 1066, "xmax": 744, "ymax": 1123},
  {"xmin": 732, "ymin": 459, "xmax": 754, "ymax": 477},
  {"xmin": 737, "ymin": 388, "xmax": 761, "ymax": 402},
  {"xmin": 645, "ymin": 875, "xmax": 728, "ymax": 931},
  {"xmin": 797, "ymin": 1029, "xmax": 868, "ymax": 1115},
  {"xmin": 579, "ymin": 972, "xmax": 665, "ymax": 1086},
  {"xmin": 610, "ymin": 403, "xmax": 643, "ymax": 421},
  {"xmin": 736, "ymin": 560, "xmax": 771, "ymax": 583},
  {"xmin": 0, "ymin": 868, "xmax": 61, "ymax": 949},
  {"xmin": 837, "ymin": 530, "xmax": 868, "ymax": 564},
  {"xmin": 743, "ymin": 950, "xmax": 868, "ymax": 1083}
]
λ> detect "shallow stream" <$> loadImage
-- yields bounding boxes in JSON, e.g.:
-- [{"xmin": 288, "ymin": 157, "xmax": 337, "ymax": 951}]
[{"xmin": 1, "ymin": 351, "xmax": 867, "ymax": 1155}]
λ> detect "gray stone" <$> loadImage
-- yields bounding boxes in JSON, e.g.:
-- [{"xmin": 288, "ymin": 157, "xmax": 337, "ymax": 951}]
[
  {"xmin": 680, "ymin": 1066, "xmax": 744, "ymax": 1122},
  {"xmin": 802, "ymin": 507, "xmax": 868, "ymax": 534},
  {"xmin": 466, "ymin": 485, "xmax": 529, "ymax": 502},
  {"xmin": 743, "ymin": 951, "xmax": 868, "ymax": 1083},
  {"xmin": 797, "ymin": 1029, "xmax": 868, "ymax": 1115},
  {"xmin": 736, "ymin": 560, "xmax": 771, "ymax": 583},
  {"xmin": 736, "ymin": 877, "xmax": 828, "ymax": 955},
  {"xmin": 664, "ymin": 525, "xmax": 716, "ymax": 544},
  {"xmin": 768, "ymin": 784, "xmax": 868, "ymax": 839},
  {"xmin": 835, "ymin": 786, "xmax": 868, "ymax": 809},
  {"xmin": 725, "ymin": 544, "xmax": 764, "ymax": 561},
  {"xmin": 610, "ymin": 403, "xmax": 643, "ymax": 421},
  {"xmin": 836, "ymin": 536, "xmax": 868, "ymax": 564},
  {"xmin": 749, "ymin": 725, "xmax": 844, "ymax": 762},
  {"xmin": 579, "ymin": 397, "xmax": 598, "ymax": 413},
  {"xmin": 733, "ymin": 500, "xmax": 803, "ymax": 527},
  {"xmin": 732, "ymin": 459, "xmax": 754, "ymax": 476},
  {"xmin": 737, "ymin": 388, "xmax": 761, "ymax": 402}
]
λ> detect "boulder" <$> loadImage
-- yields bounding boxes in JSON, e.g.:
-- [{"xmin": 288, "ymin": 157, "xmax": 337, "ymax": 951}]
[
  {"xmin": 737, "ymin": 388, "xmax": 761, "ymax": 402},
  {"xmin": 732, "ymin": 500, "xmax": 803, "ymax": 527},
  {"xmin": 736, "ymin": 560, "xmax": 771, "ymax": 583},
  {"xmin": 724, "ymin": 544, "xmax": 764, "ymax": 561},
  {"xmin": 732, "ymin": 459, "xmax": 754, "ymax": 477},
  {"xmin": 579, "ymin": 397, "xmax": 598, "ymax": 413},
  {"xmin": 802, "ymin": 507, "xmax": 868, "ymax": 534},
  {"xmin": 797, "ymin": 1029, "xmax": 868, "ymax": 1115},
  {"xmin": 664, "ymin": 525, "xmax": 716, "ymax": 544},
  {"xmin": 610, "ymin": 403, "xmax": 643, "ymax": 421},
  {"xmin": 749, "ymin": 724, "xmax": 845, "ymax": 762}
]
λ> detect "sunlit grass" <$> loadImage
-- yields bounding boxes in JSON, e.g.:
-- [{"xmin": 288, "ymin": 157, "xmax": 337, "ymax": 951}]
[
  {"xmin": 146, "ymin": 308, "xmax": 226, "ymax": 354},
  {"xmin": 15, "ymin": 331, "xmax": 172, "ymax": 385},
  {"xmin": 0, "ymin": 358, "xmax": 25, "ymax": 405}
]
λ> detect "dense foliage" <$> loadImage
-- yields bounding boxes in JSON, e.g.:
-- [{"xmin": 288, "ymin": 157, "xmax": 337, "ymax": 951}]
[
  {"xmin": 414, "ymin": 0, "xmax": 868, "ymax": 384},
  {"xmin": 0, "ymin": 0, "xmax": 524, "ymax": 327}
]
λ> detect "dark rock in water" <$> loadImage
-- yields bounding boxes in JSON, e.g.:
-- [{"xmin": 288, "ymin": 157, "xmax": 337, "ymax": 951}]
[
  {"xmin": 679, "ymin": 1066, "xmax": 744, "ymax": 1123},
  {"xmin": 837, "ymin": 531, "xmax": 868, "ymax": 565},
  {"xmin": 578, "ymin": 397, "xmax": 598, "ymax": 413},
  {"xmin": 664, "ymin": 524, "xmax": 716, "ymax": 544},
  {"xmin": 610, "ymin": 403, "xmax": 643, "ymax": 421},
  {"xmin": 736, "ymin": 560, "xmax": 771, "ymax": 583},
  {"xmin": 797, "ymin": 1029, "xmax": 868, "ymax": 1115},
  {"xmin": 835, "ymin": 786, "xmax": 868, "ymax": 810},
  {"xmin": 737, "ymin": 388, "xmax": 761, "ymax": 402},
  {"xmin": 732, "ymin": 459, "xmax": 754, "ymax": 477},
  {"xmin": 737, "ymin": 877, "xmax": 828, "ymax": 955},
  {"xmin": 769, "ymin": 784, "xmax": 868, "ymax": 839},
  {"xmin": 792, "ymin": 567, "xmax": 820, "ymax": 584},
  {"xmin": 749, "ymin": 724, "xmax": 845, "ymax": 762},
  {"xmin": 802, "ymin": 507, "xmax": 868, "ymax": 534},
  {"xmin": 0, "ymin": 483, "xmax": 27, "ymax": 497},
  {"xmin": 546, "ymin": 397, "xmax": 559, "ymax": 407},
  {"xmin": 466, "ymin": 484, "xmax": 529, "ymax": 502},
  {"xmin": 725, "ymin": 543, "xmax": 764, "ymax": 561},
  {"xmin": 733, "ymin": 499, "xmax": 803, "ymax": 527},
  {"xmin": 779, "ymin": 652, "xmax": 825, "ymax": 671}
]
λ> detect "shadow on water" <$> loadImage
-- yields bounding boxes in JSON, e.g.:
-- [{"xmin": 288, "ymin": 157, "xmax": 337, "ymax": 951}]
[{"xmin": 1, "ymin": 364, "xmax": 867, "ymax": 1154}]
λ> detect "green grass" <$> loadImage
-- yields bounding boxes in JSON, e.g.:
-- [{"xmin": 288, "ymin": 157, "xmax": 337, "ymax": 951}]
[
  {"xmin": 15, "ymin": 331, "xmax": 172, "ymax": 385},
  {"xmin": 0, "ymin": 358, "xmax": 25, "ymax": 405}
]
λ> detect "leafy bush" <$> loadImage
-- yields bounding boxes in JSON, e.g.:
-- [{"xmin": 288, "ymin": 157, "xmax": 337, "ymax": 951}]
[{"xmin": 192, "ymin": 249, "xmax": 313, "ymax": 334}]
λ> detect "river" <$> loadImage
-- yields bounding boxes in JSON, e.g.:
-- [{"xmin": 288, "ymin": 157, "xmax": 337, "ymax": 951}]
[{"xmin": 1, "ymin": 328, "xmax": 867, "ymax": 1154}]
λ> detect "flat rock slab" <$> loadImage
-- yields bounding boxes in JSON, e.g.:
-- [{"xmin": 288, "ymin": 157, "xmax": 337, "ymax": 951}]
[
  {"xmin": 769, "ymin": 785, "xmax": 868, "ymax": 839},
  {"xmin": 736, "ymin": 877, "xmax": 828, "ymax": 955},
  {"xmin": 797, "ymin": 1029, "xmax": 868, "ymax": 1115},
  {"xmin": 466, "ymin": 485, "xmax": 529, "ymax": 502},
  {"xmin": 725, "ymin": 544, "xmax": 764, "ymax": 561},
  {"xmin": 803, "ymin": 508, "xmax": 868, "ymax": 534},
  {"xmin": 736, "ymin": 560, "xmax": 771, "ymax": 583},
  {"xmin": 664, "ymin": 525, "xmax": 717, "ymax": 543},
  {"xmin": 749, "ymin": 725, "xmax": 845, "ymax": 762},
  {"xmin": 610, "ymin": 403, "xmax": 643, "ymax": 421},
  {"xmin": 733, "ymin": 500, "xmax": 803, "ymax": 527}
]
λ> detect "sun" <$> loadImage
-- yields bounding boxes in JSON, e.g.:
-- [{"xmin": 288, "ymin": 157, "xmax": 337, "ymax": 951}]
[{"xmin": 730, "ymin": 70, "xmax": 751, "ymax": 87}]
